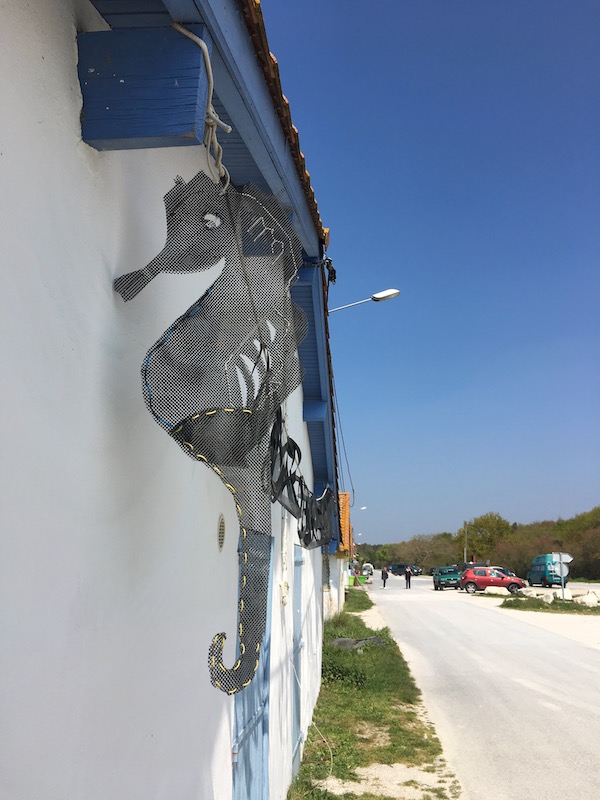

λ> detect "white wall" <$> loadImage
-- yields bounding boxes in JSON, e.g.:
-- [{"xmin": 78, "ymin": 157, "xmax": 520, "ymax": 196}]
[
  {"xmin": 324, "ymin": 556, "xmax": 347, "ymax": 620},
  {"xmin": 267, "ymin": 389, "xmax": 323, "ymax": 798},
  {"xmin": 0, "ymin": 4, "xmax": 327, "ymax": 799},
  {"xmin": 0, "ymin": 3, "xmax": 241, "ymax": 798},
  {"xmin": 284, "ymin": 386, "xmax": 323, "ymax": 726}
]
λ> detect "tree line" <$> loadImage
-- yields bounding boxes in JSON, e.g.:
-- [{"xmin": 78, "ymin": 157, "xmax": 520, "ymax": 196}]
[{"xmin": 355, "ymin": 506, "xmax": 600, "ymax": 580}]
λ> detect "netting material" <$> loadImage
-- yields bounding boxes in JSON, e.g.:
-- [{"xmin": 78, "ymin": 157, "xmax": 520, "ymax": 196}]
[{"xmin": 115, "ymin": 171, "xmax": 312, "ymax": 693}]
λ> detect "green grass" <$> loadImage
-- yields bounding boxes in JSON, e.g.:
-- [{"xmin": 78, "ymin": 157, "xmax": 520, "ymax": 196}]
[
  {"xmin": 287, "ymin": 599, "xmax": 443, "ymax": 800},
  {"xmin": 501, "ymin": 596, "xmax": 600, "ymax": 614},
  {"xmin": 344, "ymin": 587, "xmax": 374, "ymax": 613}
]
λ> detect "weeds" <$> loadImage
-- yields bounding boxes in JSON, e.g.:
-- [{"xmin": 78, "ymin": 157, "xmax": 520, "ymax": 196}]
[
  {"xmin": 344, "ymin": 587, "xmax": 374, "ymax": 613},
  {"xmin": 287, "ymin": 593, "xmax": 447, "ymax": 800},
  {"xmin": 501, "ymin": 596, "xmax": 600, "ymax": 614}
]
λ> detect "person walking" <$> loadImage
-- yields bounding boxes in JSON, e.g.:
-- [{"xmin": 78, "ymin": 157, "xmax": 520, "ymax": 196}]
[
  {"xmin": 381, "ymin": 567, "xmax": 389, "ymax": 588},
  {"xmin": 404, "ymin": 565, "xmax": 413, "ymax": 588}
]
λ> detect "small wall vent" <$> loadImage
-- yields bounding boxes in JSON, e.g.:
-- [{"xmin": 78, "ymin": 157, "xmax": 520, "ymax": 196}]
[{"xmin": 217, "ymin": 514, "xmax": 226, "ymax": 551}]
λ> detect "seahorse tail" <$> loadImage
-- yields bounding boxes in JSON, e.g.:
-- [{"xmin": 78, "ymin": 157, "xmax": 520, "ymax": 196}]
[
  {"xmin": 208, "ymin": 528, "xmax": 271, "ymax": 695},
  {"xmin": 208, "ymin": 631, "xmax": 262, "ymax": 695}
]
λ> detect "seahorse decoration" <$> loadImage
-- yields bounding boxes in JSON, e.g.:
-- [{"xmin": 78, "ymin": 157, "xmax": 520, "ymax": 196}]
[{"xmin": 114, "ymin": 170, "xmax": 332, "ymax": 694}]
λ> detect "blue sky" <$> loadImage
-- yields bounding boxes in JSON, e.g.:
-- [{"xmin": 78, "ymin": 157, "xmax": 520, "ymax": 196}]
[{"xmin": 260, "ymin": 0, "xmax": 600, "ymax": 542}]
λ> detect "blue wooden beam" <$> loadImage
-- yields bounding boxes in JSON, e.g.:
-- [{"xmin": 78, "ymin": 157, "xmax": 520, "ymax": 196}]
[
  {"xmin": 91, "ymin": 0, "xmax": 172, "ymax": 27},
  {"xmin": 303, "ymin": 401, "xmax": 327, "ymax": 422},
  {"xmin": 294, "ymin": 263, "xmax": 338, "ymax": 514},
  {"xmin": 77, "ymin": 24, "xmax": 211, "ymax": 150},
  {"xmin": 85, "ymin": 0, "xmax": 322, "ymax": 252}
]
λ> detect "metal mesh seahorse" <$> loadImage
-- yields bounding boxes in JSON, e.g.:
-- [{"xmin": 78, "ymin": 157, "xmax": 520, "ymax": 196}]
[{"xmin": 114, "ymin": 171, "xmax": 305, "ymax": 693}]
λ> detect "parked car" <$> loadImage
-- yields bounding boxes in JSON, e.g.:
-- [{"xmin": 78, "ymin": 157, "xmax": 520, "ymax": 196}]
[
  {"xmin": 460, "ymin": 567, "xmax": 525, "ymax": 594},
  {"xmin": 490, "ymin": 566, "xmax": 516, "ymax": 577},
  {"xmin": 410, "ymin": 565, "xmax": 423, "ymax": 576},
  {"xmin": 389, "ymin": 563, "xmax": 409, "ymax": 576},
  {"xmin": 361, "ymin": 563, "xmax": 374, "ymax": 576},
  {"xmin": 527, "ymin": 553, "xmax": 569, "ymax": 587},
  {"xmin": 432, "ymin": 565, "xmax": 463, "ymax": 590},
  {"xmin": 457, "ymin": 561, "xmax": 489, "ymax": 572}
]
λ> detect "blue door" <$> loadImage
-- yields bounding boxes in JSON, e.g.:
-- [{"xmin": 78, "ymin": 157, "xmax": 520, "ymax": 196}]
[
  {"xmin": 232, "ymin": 538, "xmax": 274, "ymax": 800},
  {"xmin": 291, "ymin": 545, "xmax": 304, "ymax": 775}
]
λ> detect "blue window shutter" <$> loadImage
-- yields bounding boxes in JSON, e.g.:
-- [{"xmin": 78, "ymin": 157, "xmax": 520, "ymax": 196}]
[{"xmin": 77, "ymin": 25, "xmax": 211, "ymax": 150}]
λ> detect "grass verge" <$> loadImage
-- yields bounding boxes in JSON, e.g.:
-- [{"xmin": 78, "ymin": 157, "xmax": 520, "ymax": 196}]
[
  {"xmin": 344, "ymin": 586, "xmax": 375, "ymax": 613},
  {"xmin": 500, "ymin": 597, "xmax": 600, "ymax": 615},
  {"xmin": 287, "ymin": 588, "xmax": 458, "ymax": 800}
]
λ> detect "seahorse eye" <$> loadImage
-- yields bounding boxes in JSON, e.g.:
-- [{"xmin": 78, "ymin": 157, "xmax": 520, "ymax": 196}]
[{"xmin": 203, "ymin": 213, "xmax": 222, "ymax": 229}]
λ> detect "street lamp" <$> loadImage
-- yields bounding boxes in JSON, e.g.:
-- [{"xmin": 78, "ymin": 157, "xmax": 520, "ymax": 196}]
[{"xmin": 329, "ymin": 288, "xmax": 400, "ymax": 313}]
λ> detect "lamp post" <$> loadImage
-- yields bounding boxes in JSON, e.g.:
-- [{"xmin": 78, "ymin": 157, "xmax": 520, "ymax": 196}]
[
  {"xmin": 353, "ymin": 532, "xmax": 362, "ymax": 559},
  {"xmin": 329, "ymin": 288, "xmax": 400, "ymax": 313}
]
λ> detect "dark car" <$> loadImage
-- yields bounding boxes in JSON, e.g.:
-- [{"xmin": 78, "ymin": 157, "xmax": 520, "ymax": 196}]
[
  {"xmin": 389, "ymin": 564, "xmax": 409, "ymax": 576},
  {"xmin": 490, "ymin": 566, "xmax": 516, "ymax": 577},
  {"xmin": 432, "ymin": 565, "xmax": 463, "ymax": 590},
  {"xmin": 460, "ymin": 567, "xmax": 525, "ymax": 594},
  {"xmin": 410, "ymin": 565, "xmax": 423, "ymax": 576}
]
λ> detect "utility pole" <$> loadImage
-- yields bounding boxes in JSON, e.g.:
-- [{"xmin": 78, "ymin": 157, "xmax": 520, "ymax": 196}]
[{"xmin": 463, "ymin": 520, "xmax": 468, "ymax": 564}]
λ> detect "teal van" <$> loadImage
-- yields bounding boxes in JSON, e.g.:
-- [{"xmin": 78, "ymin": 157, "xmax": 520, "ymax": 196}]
[{"xmin": 527, "ymin": 554, "xmax": 568, "ymax": 587}]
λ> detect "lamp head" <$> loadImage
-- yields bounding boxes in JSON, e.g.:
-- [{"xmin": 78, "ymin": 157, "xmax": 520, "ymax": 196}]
[{"xmin": 371, "ymin": 288, "xmax": 400, "ymax": 302}]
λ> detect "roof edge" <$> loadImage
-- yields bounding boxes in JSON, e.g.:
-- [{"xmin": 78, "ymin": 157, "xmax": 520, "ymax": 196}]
[{"xmin": 237, "ymin": 0, "xmax": 329, "ymax": 249}]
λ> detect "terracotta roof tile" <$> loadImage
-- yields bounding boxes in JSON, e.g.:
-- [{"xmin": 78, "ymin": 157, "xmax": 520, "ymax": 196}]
[{"xmin": 237, "ymin": 0, "xmax": 327, "ymax": 247}]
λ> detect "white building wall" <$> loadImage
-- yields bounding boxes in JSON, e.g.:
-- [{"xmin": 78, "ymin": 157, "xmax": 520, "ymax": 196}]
[
  {"xmin": 324, "ymin": 556, "xmax": 347, "ymax": 620},
  {"xmin": 0, "ymin": 2, "xmax": 325, "ymax": 798},
  {"xmin": 267, "ymin": 388, "xmax": 323, "ymax": 798},
  {"xmin": 282, "ymin": 387, "xmax": 323, "ymax": 716}
]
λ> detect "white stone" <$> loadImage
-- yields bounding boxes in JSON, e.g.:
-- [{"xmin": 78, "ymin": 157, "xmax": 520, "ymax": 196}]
[
  {"xmin": 573, "ymin": 591, "xmax": 599, "ymax": 607},
  {"xmin": 551, "ymin": 588, "xmax": 573, "ymax": 601},
  {"xmin": 520, "ymin": 588, "xmax": 542, "ymax": 598},
  {"xmin": 483, "ymin": 586, "xmax": 510, "ymax": 596},
  {"xmin": 541, "ymin": 593, "xmax": 554, "ymax": 604}
]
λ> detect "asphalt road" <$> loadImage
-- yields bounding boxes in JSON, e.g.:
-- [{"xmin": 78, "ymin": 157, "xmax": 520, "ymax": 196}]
[{"xmin": 367, "ymin": 576, "xmax": 600, "ymax": 800}]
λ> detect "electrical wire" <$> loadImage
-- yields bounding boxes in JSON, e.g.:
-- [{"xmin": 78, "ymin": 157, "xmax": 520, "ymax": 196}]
[{"xmin": 331, "ymin": 370, "xmax": 356, "ymax": 506}]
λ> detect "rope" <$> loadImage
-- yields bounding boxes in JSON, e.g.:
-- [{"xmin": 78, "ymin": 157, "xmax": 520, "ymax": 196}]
[{"xmin": 172, "ymin": 22, "xmax": 232, "ymax": 192}]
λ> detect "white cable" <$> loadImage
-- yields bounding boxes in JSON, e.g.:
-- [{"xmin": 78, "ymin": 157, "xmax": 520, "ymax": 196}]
[{"xmin": 172, "ymin": 22, "xmax": 232, "ymax": 192}]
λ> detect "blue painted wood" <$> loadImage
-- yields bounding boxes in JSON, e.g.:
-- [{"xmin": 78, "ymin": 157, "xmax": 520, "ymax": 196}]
[
  {"xmin": 89, "ymin": 1, "xmax": 172, "ymax": 28},
  {"xmin": 303, "ymin": 401, "xmax": 327, "ymax": 422},
  {"xmin": 163, "ymin": 0, "xmax": 322, "ymax": 256},
  {"xmin": 94, "ymin": 0, "xmax": 167, "ymax": 11},
  {"xmin": 293, "ymin": 264, "xmax": 336, "ymax": 487},
  {"xmin": 232, "ymin": 537, "xmax": 274, "ymax": 800},
  {"xmin": 293, "ymin": 262, "xmax": 341, "ymax": 552},
  {"xmin": 77, "ymin": 25, "xmax": 210, "ymax": 150}
]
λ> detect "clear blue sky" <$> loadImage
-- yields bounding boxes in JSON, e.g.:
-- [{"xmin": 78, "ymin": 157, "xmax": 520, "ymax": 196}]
[{"xmin": 260, "ymin": 0, "xmax": 600, "ymax": 543}]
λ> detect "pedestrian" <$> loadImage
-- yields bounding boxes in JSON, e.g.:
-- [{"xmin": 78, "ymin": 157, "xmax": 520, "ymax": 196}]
[
  {"xmin": 381, "ymin": 567, "xmax": 389, "ymax": 588},
  {"xmin": 405, "ymin": 565, "xmax": 413, "ymax": 588}
]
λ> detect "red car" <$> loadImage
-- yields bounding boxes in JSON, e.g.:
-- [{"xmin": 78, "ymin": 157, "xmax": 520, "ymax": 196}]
[{"xmin": 460, "ymin": 567, "xmax": 525, "ymax": 595}]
